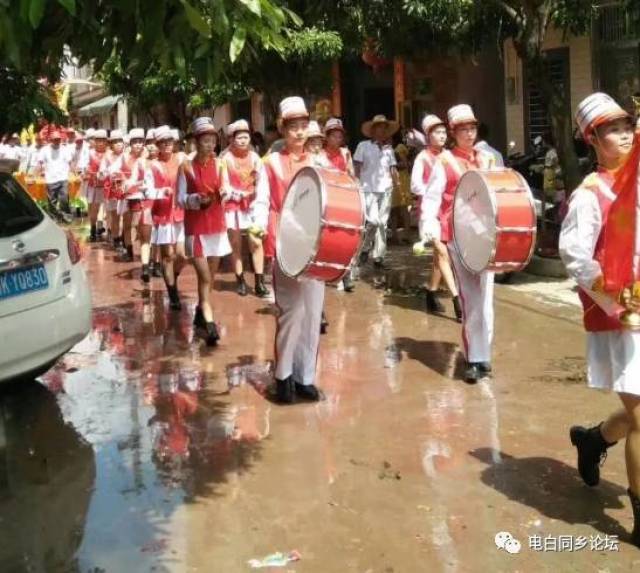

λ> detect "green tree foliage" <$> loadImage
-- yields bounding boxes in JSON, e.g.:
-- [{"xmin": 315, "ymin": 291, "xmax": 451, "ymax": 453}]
[{"xmin": 0, "ymin": 67, "xmax": 64, "ymax": 134}]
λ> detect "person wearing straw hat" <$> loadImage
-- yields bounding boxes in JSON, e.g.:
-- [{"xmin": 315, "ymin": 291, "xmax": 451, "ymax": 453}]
[
  {"xmin": 119, "ymin": 128, "xmax": 151, "ymax": 269},
  {"xmin": 304, "ymin": 120, "xmax": 326, "ymax": 161},
  {"xmin": 220, "ymin": 119, "xmax": 270, "ymax": 298},
  {"xmin": 36, "ymin": 129, "xmax": 74, "ymax": 222},
  {"xmin": 100, "ymin": 129, "xmax": 126, "ymax": 250},
  {"xmin": 84, "ymin": 128, "xmax": 109, "ymax": 242},
  {"xmin": 144, "ymin": 128, "xmax": 163, "ymax": 278},
  {"xmin": 411, "ymin": 114, "xmax": 462, "ymax": 321},
  {"xmin": 421, "ymin": 104, "xmax": 496, "ymax": 383},
  {"xmin": 353, "ymin": 114, "xmax": 399, "ymax": 269},
  {"xmin": 145, "ymin": 125, "xmax": 186, "ymax": 309},
  {"xmin": 559, "ymin": 92, "xmax": 640, "ymax": 543},
  {"xmin": 177, "ymin": 117, "xmax": 231, "ymax": 345},
  {"xmin": 253, "ymin": 96, "xmax": 325, "ymax": 403}
]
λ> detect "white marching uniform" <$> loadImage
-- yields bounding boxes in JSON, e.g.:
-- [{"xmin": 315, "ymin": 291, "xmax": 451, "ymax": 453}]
[
  {"xmin": 144, "ymin": 155, "xmax": 185, "ymax": 246},
  {"xmin": 560, "ymin": 170, "xmax": 640, "ymax": 395},
  {"xmin": 421, "ymin": 147, "xmax": 496, "ymax": 363}
]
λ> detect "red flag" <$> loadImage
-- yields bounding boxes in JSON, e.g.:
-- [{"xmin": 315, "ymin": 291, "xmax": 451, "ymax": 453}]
[{"xmin": 602, "ymin": 135, "xmax": 640, "ymax": 295}]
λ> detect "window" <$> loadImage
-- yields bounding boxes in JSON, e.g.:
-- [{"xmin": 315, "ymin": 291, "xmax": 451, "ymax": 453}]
[
  {"xmin": 524, "ymin": 48, "xmax": 570, "ymax": 148},
  {"xmin": 0, "ymin": 173, "xmax": 44, "ymax": 238}
]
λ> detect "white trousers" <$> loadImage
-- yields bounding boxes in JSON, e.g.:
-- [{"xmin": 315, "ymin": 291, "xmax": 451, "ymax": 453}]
[
  {"xmin": 274, "ymin": 262, "xmax": 325, "ymax": 385},
  {"xmin": 448, "ymin": 244, "xmax": 495, "ymax": 363},
  {"xmin": 363, "ymin": 192, "xmax": 392, "ymax": 260}
]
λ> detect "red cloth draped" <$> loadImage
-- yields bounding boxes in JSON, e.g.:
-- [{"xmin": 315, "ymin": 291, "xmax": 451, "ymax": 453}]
[{"xmin": 602, "ymin": 136, "xmax": 640, "ymax": 294}]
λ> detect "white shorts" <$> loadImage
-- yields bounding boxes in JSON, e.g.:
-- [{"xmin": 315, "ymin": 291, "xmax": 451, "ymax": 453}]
[
  {"xmin": 152, "ymin": 222, "xmax": 185, "ymax": 246},
  {"xmin": 225, "ymin": 210, "xmax": 252, "ymax": 231},
  {"xmin": 105, "ymin": 198, "xmax": 118, "ymax": 212},
  {"xmin": 85, "ymin": 185, "xmax": 104, "ymax": 204},
  {"xmin": 186, "ymin": 232, "xmax": 232, "ymax": 258},
  {"xmin": 587, "ymin": 330, "xmax": 640, "ymax": 396},
  {"xmin": 419, "ymin": 217, "xmax": 441, "ymax": 242}
]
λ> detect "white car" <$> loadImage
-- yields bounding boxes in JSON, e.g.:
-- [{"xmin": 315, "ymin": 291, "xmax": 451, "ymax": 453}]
[{"xmin": 0, "ymin": 159, "xmax": 91, "ymax": 383}]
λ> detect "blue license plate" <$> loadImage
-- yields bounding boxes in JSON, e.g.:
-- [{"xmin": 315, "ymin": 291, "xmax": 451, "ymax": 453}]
[{"xmin": 0, "ymin": 264, "xmax": 49, "ymax": 300}]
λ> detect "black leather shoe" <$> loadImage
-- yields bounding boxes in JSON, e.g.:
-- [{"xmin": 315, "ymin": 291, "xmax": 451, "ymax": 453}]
[
  {"xmin": 236, "ymin": 274, "xmax": 248, "ymax": 296},
  {"xmin": 373, "ymin": 258, "xmax": 387, "ymax": 270},
  {"xmin": 479, "ymin": 362, "xmax": 492, "ymax": 374},
  {"xmin": 167, "ymin": 286, "xmax": 181, "ymax": 310},
  {"xmin": 453, "ymin": 296, "xmax": 463, "ymax": 323},
  {"xmin": 151, "ymin": 263, "xmax": 163, "ymax": 278},
  {"xmin": 276, "ymin": 377, "xmax": 295, "ymax": 404},
  {"xmin": 295, "ymin": 382, "xmax": 321, "ymax": 402},
  {"xmin": 342, "ymin": 275, "xmax": 355, "ymax": 293},
  {"xmin": 570, "ymin": 424, "xmax": 614, "ymax": 487},
  {"xmin": 205, "ymin": 322, "xmax": 220, "ymax": 347},
  {"xmin": 141, "ymin": 265, "xmax": 150, "ymax": 284},
  {"xmin": 320, "ymin": 312, "xmax": 329, "ymax": 335},
  {"xmin": 254, "ymin": 274, "xmax": 269, "ymax": 297},
  {"xmin": 426, "ymin": 290, "xmax": 445, "ymax": 313},
  {"xmin": 193, "ymin": 305, "xmax": 206, "ymax": 329},
  {"xmin": 464, "ymin": 363, "xmax": 481, "ymax": 384}
]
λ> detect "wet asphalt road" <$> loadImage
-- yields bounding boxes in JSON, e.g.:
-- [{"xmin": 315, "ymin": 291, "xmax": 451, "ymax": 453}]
[{"xmin": 1, "ymin": 239, "xmax": 639, "ymax": 572}]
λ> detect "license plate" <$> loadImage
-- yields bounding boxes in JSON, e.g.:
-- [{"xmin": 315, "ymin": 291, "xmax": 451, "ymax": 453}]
[{"xmin": 0, "ymin": 264, "xmax": 49, "ymax": 300}]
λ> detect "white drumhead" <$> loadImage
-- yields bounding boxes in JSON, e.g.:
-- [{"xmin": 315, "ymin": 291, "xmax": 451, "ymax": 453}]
[
  {"xmin": 277, "ymin": 167, "xmax": 323, "ymax": 277},
  {"xmin": 453, "ymin": 171, "xmax": 497, "ymax": 273}
]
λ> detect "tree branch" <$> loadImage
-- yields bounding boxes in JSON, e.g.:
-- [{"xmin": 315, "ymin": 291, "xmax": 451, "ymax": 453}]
[{"xmin": 484, "ymin": 0, "xmax": 521, "ymax": 24}]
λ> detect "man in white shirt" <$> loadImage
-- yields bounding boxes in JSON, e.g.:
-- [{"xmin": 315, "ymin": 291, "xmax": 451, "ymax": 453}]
[
  {"xmin": 1, "ymin": 133, "xmax": 25, "ymax": 162},
  {"xmin": 21, "ymin": 134, "xmax": 45, "ymax": 174},
  {"xmin": 37, "ymin": 129, "xmax": 73, "ymax": 220},
  {"xmin": 353, "ymin": 114, "xmax": 399, "ymax": 268}
]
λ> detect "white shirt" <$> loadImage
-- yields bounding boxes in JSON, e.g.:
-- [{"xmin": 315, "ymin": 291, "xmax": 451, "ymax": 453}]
[
  {"xmin": 37, "ymin": 144, "xmax": 73, "ymax": 184},
  {"xmin": 2, "ymin": 144, "xmax": 25, "ymax": 162},
  {"xmin": 474, "ymin": 140, "xmax": 504, "ymax": 167},
  {"xmin": 353, "ymin": 140, "xmax": 396, "ymax": 194}
]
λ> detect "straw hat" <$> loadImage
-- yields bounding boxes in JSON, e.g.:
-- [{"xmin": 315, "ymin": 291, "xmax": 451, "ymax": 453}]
[
  {"xmin": 306, "ymin": 120, "xmax": 324, "ymax": 139},
  {"xmin": 421, "ymin": 114, "xmax": 445, "ymax": 134},
  {"xmin": 85, "ymin": 128, "xmax": 95, "ymax": 139},
  {"xmin": 93, "ymin": 129, "xmax": 108, "ymax": 139},
  {"xmin": 447, "ymin": 104, "xmax": 478, "ymax": 128},
  {"xmin": 145, "ymin": 128, "xmax": 155, "ymax": 141},
  {"xmin": 361, "ymin": 114, "xmax": 399, "ymax": 139},
  {"xmin": 575, "ymin": 92, "xmax": 630, "ymax": 138},
  {"xmin": 227, "ymin": 119, "xmax": 250, "ymax": 138},
  {"xmin": 109, "ymin": 129, "xmax": 124, "ymax": 141}
]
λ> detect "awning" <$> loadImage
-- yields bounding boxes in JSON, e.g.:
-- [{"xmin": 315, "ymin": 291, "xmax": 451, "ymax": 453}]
[{"xmin": 77, "ymin": 95, "xmax": 121, "ymax": 117}]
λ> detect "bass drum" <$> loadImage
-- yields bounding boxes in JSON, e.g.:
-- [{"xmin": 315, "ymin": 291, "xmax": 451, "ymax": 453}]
[{"xmin": 277, "ymin": 166, "xmax": 365, "ymax": 282}]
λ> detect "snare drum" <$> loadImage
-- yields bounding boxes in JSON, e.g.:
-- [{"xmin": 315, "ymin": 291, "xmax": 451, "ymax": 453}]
[
  {"xmin": 277, "ymin": 166, "xmax": 365, "ymax": 282},
  {"xmin": 453, "ymin": 169, "xmax": 536, "ymax": 274}
]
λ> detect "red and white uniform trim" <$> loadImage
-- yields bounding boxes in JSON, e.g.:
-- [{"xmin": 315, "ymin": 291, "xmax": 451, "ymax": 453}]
[
  {"xmin": 145, "ymin": 154, "xmax": 185, "ymax": 245},
  {"xmin": 220, "ymin": 149, "xmax": 263, "ymax": 231},
  {"xmin": 560, "ymin": 168, "xmax": 640, "ymax": 395},
  {"xmin": 177, "ymin": 157, "xmax": 231, "ymax": 258},
  {"xmin": 84, "ymin": 149, "xmax": 106, "ymax": 204}
]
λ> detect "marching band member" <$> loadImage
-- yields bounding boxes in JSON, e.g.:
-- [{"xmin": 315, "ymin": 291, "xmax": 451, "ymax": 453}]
[
  {"xmin": 120, "ymin": 128, "xmax": 151, "ymax": 272},
  {"xmin": 177, "ymin": 117, "xmax": 232, "ymax": 346},
  {"xmin": 85, "ymin": 129, "xmax": 109, "ymax": 242},
  {"xmin": 323, "ymin": 117, "xmax": 356, "ymax": 293},
  {"xmin": 101, "ymin": 129, "xmax": 126, "ymax": 250},
  {"xmin": 322, "ymin": 117, "xmax": 355, "ymax": 177},
  {"xmin": 421, "ymin": 104, "xmax": 496, "ymax": 383},
  {"xmin": 145, "ymin": 126, "xmax": 186, "ymax": 309},
  {"xmin": 253, "ymin": 96, "xmax": 324, "ymax": 403},
  {"xmin": 305, "ymin": 120, "xmax": 325, "ymax": 161},
  {"xmin": 145, "ymin": 129, "xmax": 163, "ymax": 278},
  {"xmin": 354, "ymin": 115, "xmax": 399, "ymax": 270},
  {"xmin": 220, "ymin": 119, "xmax": 269, "ymax": 298},
  {"xmin": 560, "ymin": 93, "xmax": 640, "ymax": 545},
  {"xmin": 411, "ymin": 114, "xmax": 461, "ymax": 321}
]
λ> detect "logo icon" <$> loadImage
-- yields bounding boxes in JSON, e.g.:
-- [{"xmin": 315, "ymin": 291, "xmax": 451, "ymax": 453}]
[
  {"xmin": 495, "ymin": 531, "xmax": 522, "ymax": 554},
  {"xmin": 12, "ymin": 239, "xmax": 25, "ymax": 253}
]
